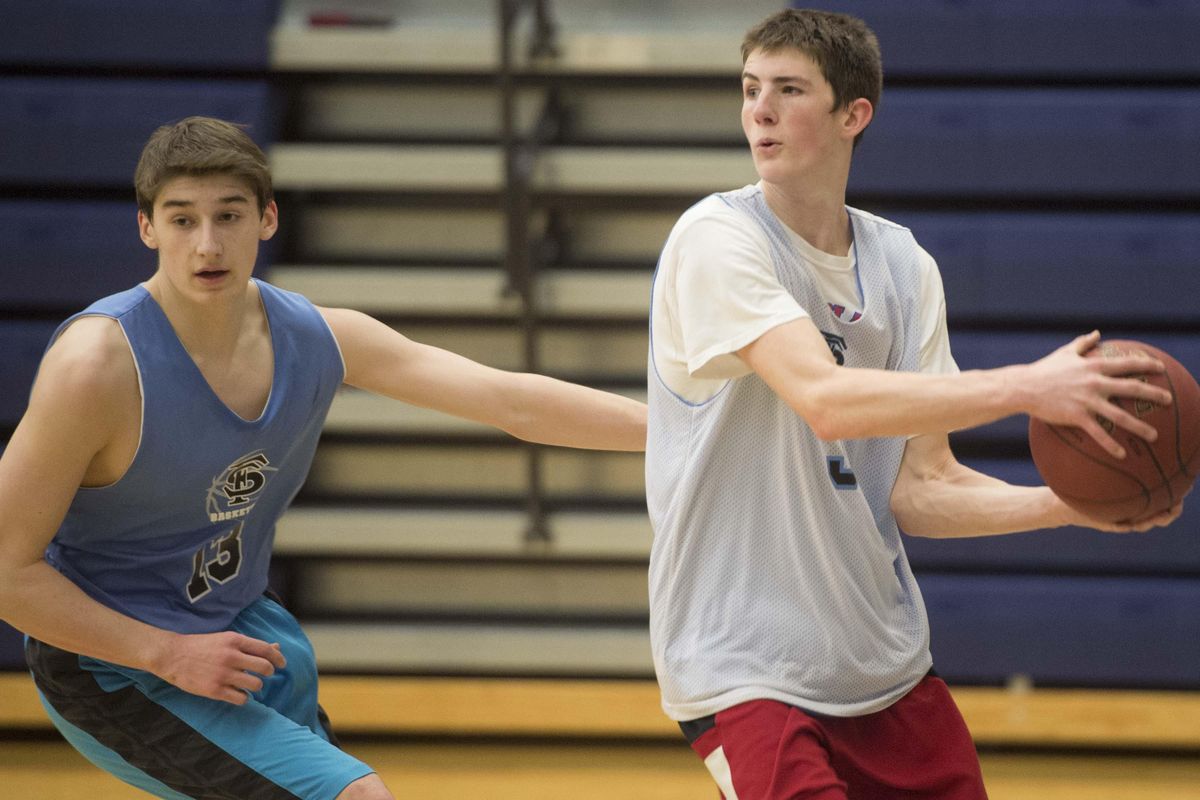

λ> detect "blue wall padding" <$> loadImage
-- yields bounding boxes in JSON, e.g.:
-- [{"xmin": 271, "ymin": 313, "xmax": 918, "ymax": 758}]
[
  {"xmin": 949, "ymin": 332, "xmax": 1200, "ymax": 378},
  {"xmin": 0, "ymin": 78, "xmax": 275, "ymax": 186},
  {"xmin": 0, "ymin": 322, "xmax": 58, "ymax": 428},
  {"xmin": 851, "ymin": 89, "xmax": 1200, "ymax": 198},
  {"xmin": 922, "ymin": 573, "xmax": 1200, "ymax": 687},
  {"xmin": 0, "ymin": 1, "xmax": 279, "ymax": 70},
  {"xmin": 878, "ymin": 212, "xmax": 1200, "ymax": 326},
  {"xmin": 0, "ymin": 202, "xmax": 154, "ymax": 310},
  {"xmin": 809, "ymin": 1, "xmax": 1200, "ymax": 77}
]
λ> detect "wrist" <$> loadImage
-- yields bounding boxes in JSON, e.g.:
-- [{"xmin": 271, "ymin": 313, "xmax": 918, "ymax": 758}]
[
  {"xmin": 138, "ymin": 628, "xmax": 179, "ymax": 677},
  {"xmin": 1040, "ymin": 487, "xmax": 1076, "ymax": 528},
  {"xmin": 990, "ymin": 363, "xmax": 1030, "ymax": 418}
]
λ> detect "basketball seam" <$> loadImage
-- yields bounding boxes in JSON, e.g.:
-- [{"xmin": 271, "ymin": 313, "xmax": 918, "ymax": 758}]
[
  {"xmin": 1131, "ymin": 357, "xmax": 1175, "ymax": 505},
  {"xmin": 1042, "ymin": 424, "xmax": 1150, "ymax": 512},
  {"xmin": 1164, "ymin": 368, "xmax": 1190, "ymax": 479},
  {"xmin": 1142, "ymin": 440, "xmax": 1174, "ymax": 507}
]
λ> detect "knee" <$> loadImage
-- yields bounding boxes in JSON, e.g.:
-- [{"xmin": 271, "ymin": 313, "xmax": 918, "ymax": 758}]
[{"xmin": 335, "ymin": 773, "xmax": 393, "ymax": 800}]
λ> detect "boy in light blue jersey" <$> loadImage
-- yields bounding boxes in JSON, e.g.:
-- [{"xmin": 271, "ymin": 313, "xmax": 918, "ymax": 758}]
[
  {"xmin": 0, "ymin": 116, "xmax": 646, "ymax": 800},
  {"xmin": 646, "ymin": 9, "xmax": 1182, "ymax": 799}
]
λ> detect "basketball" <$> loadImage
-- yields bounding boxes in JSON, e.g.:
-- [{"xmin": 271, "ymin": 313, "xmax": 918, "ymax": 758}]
[{"xmin": 1029, "ymin": 340, "xmax": 1200, "ymax": 523}]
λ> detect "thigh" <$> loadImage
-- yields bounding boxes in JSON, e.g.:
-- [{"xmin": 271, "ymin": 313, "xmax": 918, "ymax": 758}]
[
  {"xmin": 821, "ymin": 676, "xmax": 988, "ymax": 800},
  {"xmin": 684, "ymin": 700, "xmax": 849, "ymax": 800},
  {"xmin": 27, "ymin": 637, "xmax": 372, "ymax": 800},
  {"xmin": 232, "ymin": 594, "xmax": 338, "ymax": 742}
]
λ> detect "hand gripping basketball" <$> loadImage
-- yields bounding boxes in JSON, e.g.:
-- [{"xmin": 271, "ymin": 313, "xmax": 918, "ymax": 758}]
[{"xmin": 1029, "ymin": 339, "xmax": 1200, "ymax": 523}]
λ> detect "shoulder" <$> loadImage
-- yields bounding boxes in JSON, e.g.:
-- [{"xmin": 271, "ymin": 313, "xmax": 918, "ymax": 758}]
[
  {"xmin": 39, "ymin": 316, "xmax": 136, "ymax": 400},
  {"xmin": 255, "ymin": 278, "xmax": 315, "ymax": 311},
  {"xmin": 315, "ymin": 304, "xmax": 368, "ymax": 336},
  {"xmin": 670, "ymin": 191, "xmax": 761, "ymax": 240},
  {"xmin": 847, "ymin": 206, "xmax": 915, "ymax": 237},
  {"xmin": 256, "ymin": 280, "xmax": 345, "ymax": 368},
  {"xmin": 44, "ymin": 316, "xmax": 133, "ymax": 384},
  {"xmin": 255, "ymin": 279, "xmax": 329, "ymax": 332},
  {"xmin": 849, "ymin": 206, "xmax": 938, "ymax": 278},
  {"xmin": 314, "ymin": 305, "xmax": 413, "ymax": 361},
  {"xmin": 26, "ymin": 315, "xmax": 136, "ymax": 440},
  {"xmin": 662, "ymin": 191, "xmax": 773, "ymax": 276}
]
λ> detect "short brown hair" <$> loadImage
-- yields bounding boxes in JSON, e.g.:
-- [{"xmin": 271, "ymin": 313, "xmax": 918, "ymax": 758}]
[
  {"xmin": 134, "ymin": 116, "xmax": 272, "ymax": 218},
  {"xmin": 742, "ymin": 8, "xmax": 882, "ymax": 144}
]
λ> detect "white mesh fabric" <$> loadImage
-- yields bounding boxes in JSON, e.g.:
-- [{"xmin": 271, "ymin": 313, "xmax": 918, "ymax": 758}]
[{"xmin": 647, "ymin": 186, "xmax": 932, "ymax": 720}]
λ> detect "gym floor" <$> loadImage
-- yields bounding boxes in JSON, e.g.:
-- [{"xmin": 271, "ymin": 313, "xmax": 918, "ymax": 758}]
[{"xmin": 5, "ymin": 737, "xmax": 1200, "ymax": 799}]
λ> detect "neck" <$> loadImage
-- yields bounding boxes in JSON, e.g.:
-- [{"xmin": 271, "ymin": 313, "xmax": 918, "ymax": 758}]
[
  {"xmin": 760, "ymin": 181, "xmax": 852, "ymax": 257},
  {"xmin": 144, "ymin": 274, "xmax": 256, "ymax": 361}
]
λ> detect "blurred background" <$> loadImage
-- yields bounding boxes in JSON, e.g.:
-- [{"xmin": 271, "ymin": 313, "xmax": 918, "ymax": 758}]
[{"xmin": 1, "ymin": 1, "xmax": 1199, "ymax": 797}]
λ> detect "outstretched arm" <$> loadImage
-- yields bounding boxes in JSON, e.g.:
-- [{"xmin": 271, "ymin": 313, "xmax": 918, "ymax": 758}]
[
  {"xmin": 320, "ymin": 306, "xmax": 646, "ymax": 451},
  {"xmin": 740, "ymin": 320, "xmax": 1170, "ymax": 458},
  {"xmin": 890, "ymin": 433, "xmax": 1182, "ymax": 538},
  {"xmin": 0, "ymin": 319, "xmax": 284, "ymax": 705}
]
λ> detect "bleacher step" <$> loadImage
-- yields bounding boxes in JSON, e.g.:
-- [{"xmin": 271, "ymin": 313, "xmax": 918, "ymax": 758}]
[{"xmin": 271, "ymin": 265, "xmax": 651, "ymax": 319}]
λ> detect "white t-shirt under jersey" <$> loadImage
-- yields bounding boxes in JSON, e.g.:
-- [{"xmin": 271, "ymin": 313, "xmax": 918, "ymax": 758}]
[{"xmin": 653, "ymin": 190, "xmax": 957, "ymax": 402}]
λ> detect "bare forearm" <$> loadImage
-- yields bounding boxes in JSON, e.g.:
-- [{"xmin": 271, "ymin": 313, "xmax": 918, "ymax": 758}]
[
  {"xmin": 0, "ymin": 560, "xmax": 173, "ymax": 670},
  {"xmin": 746, "ymin": 325, "xmax": 1170, "ymax": 456},
  {"xmin": 324, "ymin": 309, "xmax": 647, "ymax": 450},
  {"xmin": 802, "ymin": 365, "xmax": 1024, "ymax": 441},
  {"xmin": 897, "ymin": 482, "xmax": 1066, "ymax": 539},
  {"xmin": 500, "ymin": 374, "xmax": 647, "ymax": 451},
  {"xmin": 894, "ymin": 464, "xmax": 1070, "ymax": 539}
]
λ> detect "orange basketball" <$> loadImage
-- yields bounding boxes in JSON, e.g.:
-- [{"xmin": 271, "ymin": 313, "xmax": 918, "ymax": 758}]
[{"xmin": 1028, "ymin": 340, "xmax": 1200, "ymax": 523}]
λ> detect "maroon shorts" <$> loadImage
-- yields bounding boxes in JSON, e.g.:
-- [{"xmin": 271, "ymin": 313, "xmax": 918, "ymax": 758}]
[{"xmin": 681, "ymin": 674, "xmax": 987, "ymax": 799}]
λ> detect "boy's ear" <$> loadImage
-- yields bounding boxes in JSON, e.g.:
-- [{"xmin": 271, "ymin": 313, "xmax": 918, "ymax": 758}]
[
  {"xmin": 259, "ymin": 200, "xmax": 279, "ymax": 242},
  {"xmin": 138, "ymin": 210, "xmax": 159, "ymax": 251},
  {"xmin": 842, "ymin": 97, "xmax": 874, "ymax": 141}
]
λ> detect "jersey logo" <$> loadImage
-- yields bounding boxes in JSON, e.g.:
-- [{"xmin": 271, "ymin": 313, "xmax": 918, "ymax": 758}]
[
  {"xmin": 827, "ymin": 456, "xmax": 857, "ymax": 489},
  {"xmin": 828, "ymin": 304, "xmax": 861, "ymax": 323},
  {"xmin": 206, "ymin": 450, "xmax": 277, "ymax": 523},
  {"xmin": 821, "ymin": 331, "xmax": 848, "ymax": 366},
  {"xmin": 189, "ymin": 451, "xmax": 276, "ymax": 603}
]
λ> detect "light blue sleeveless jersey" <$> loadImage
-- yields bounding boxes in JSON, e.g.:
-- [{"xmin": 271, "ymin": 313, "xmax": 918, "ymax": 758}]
[
  {"xmin": 647, "ymin": 185, "xmax": 932, "ymax": 720},
  {"xmin": 44, "ymin": 280, "xmax": 343, "ymax": 634}
]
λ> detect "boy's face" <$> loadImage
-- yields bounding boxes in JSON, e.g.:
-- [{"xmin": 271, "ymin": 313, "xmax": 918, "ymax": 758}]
[
  {"xmin": 138, "ymin": 173, "xmax": 277, "ymax": 300},
  {"xmin": 741, "ymin": 47, "xmax": 856, "ymax": 186}
]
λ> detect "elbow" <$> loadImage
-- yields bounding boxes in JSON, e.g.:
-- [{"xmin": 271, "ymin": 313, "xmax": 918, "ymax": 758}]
[
  {"xmin": 787, "ymin": 384, "xmax": 836, "ymax": 441},
  {"xmin": 499, "ymin": 413, "xmax": 537, "ymax": 444},
  {"xmin": 496, "ymin": 394, "xmax": 541, "ymax": 444},
  {"xmin": 889, "ymin": 477, "xmax": 938, "ymax": 539},
  {"xmin": 799, "ymin": 400, "xmax": 853, "ymax": 442},
  {"xmin": 893, "ymin": 509, "xmax": 936, "ymax": 538},
  {"xmin": 889, "ymin": 493, "xmax": 918, "ymax": 537},
  {"xmin": 891, "ymin": 505, "xmax": 939, "ymax": 539},
  {"xmin": 789, "ymin": 379, "xmax": 859, "ymax": 442},
  {"xmin": 808, "ymin": 416, "xmax": 842, "ymax": 443},
  {"xmin": 890, "ymin": 485, "xmax": 962, "ymax": 539}
]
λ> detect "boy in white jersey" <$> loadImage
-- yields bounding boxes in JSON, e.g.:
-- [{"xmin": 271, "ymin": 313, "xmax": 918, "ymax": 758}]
[
  {"xmin": 646, "ymin": 9, "xmax": 1182, "ymax": 799},
  {"xmin": 0, "ymin": 117, "xmax": 646, "ymax": 800}
]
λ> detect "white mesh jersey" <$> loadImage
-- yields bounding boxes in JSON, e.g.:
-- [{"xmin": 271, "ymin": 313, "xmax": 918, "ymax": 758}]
[{"xmin": 647, "ymin": 184, "xmax": 949, "ymax": 721}]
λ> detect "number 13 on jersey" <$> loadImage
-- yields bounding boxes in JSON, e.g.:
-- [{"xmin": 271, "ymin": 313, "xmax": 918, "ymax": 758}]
[{"xmin": 186, "ymin": 523, "xmax": 244, "ymax": 602}]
